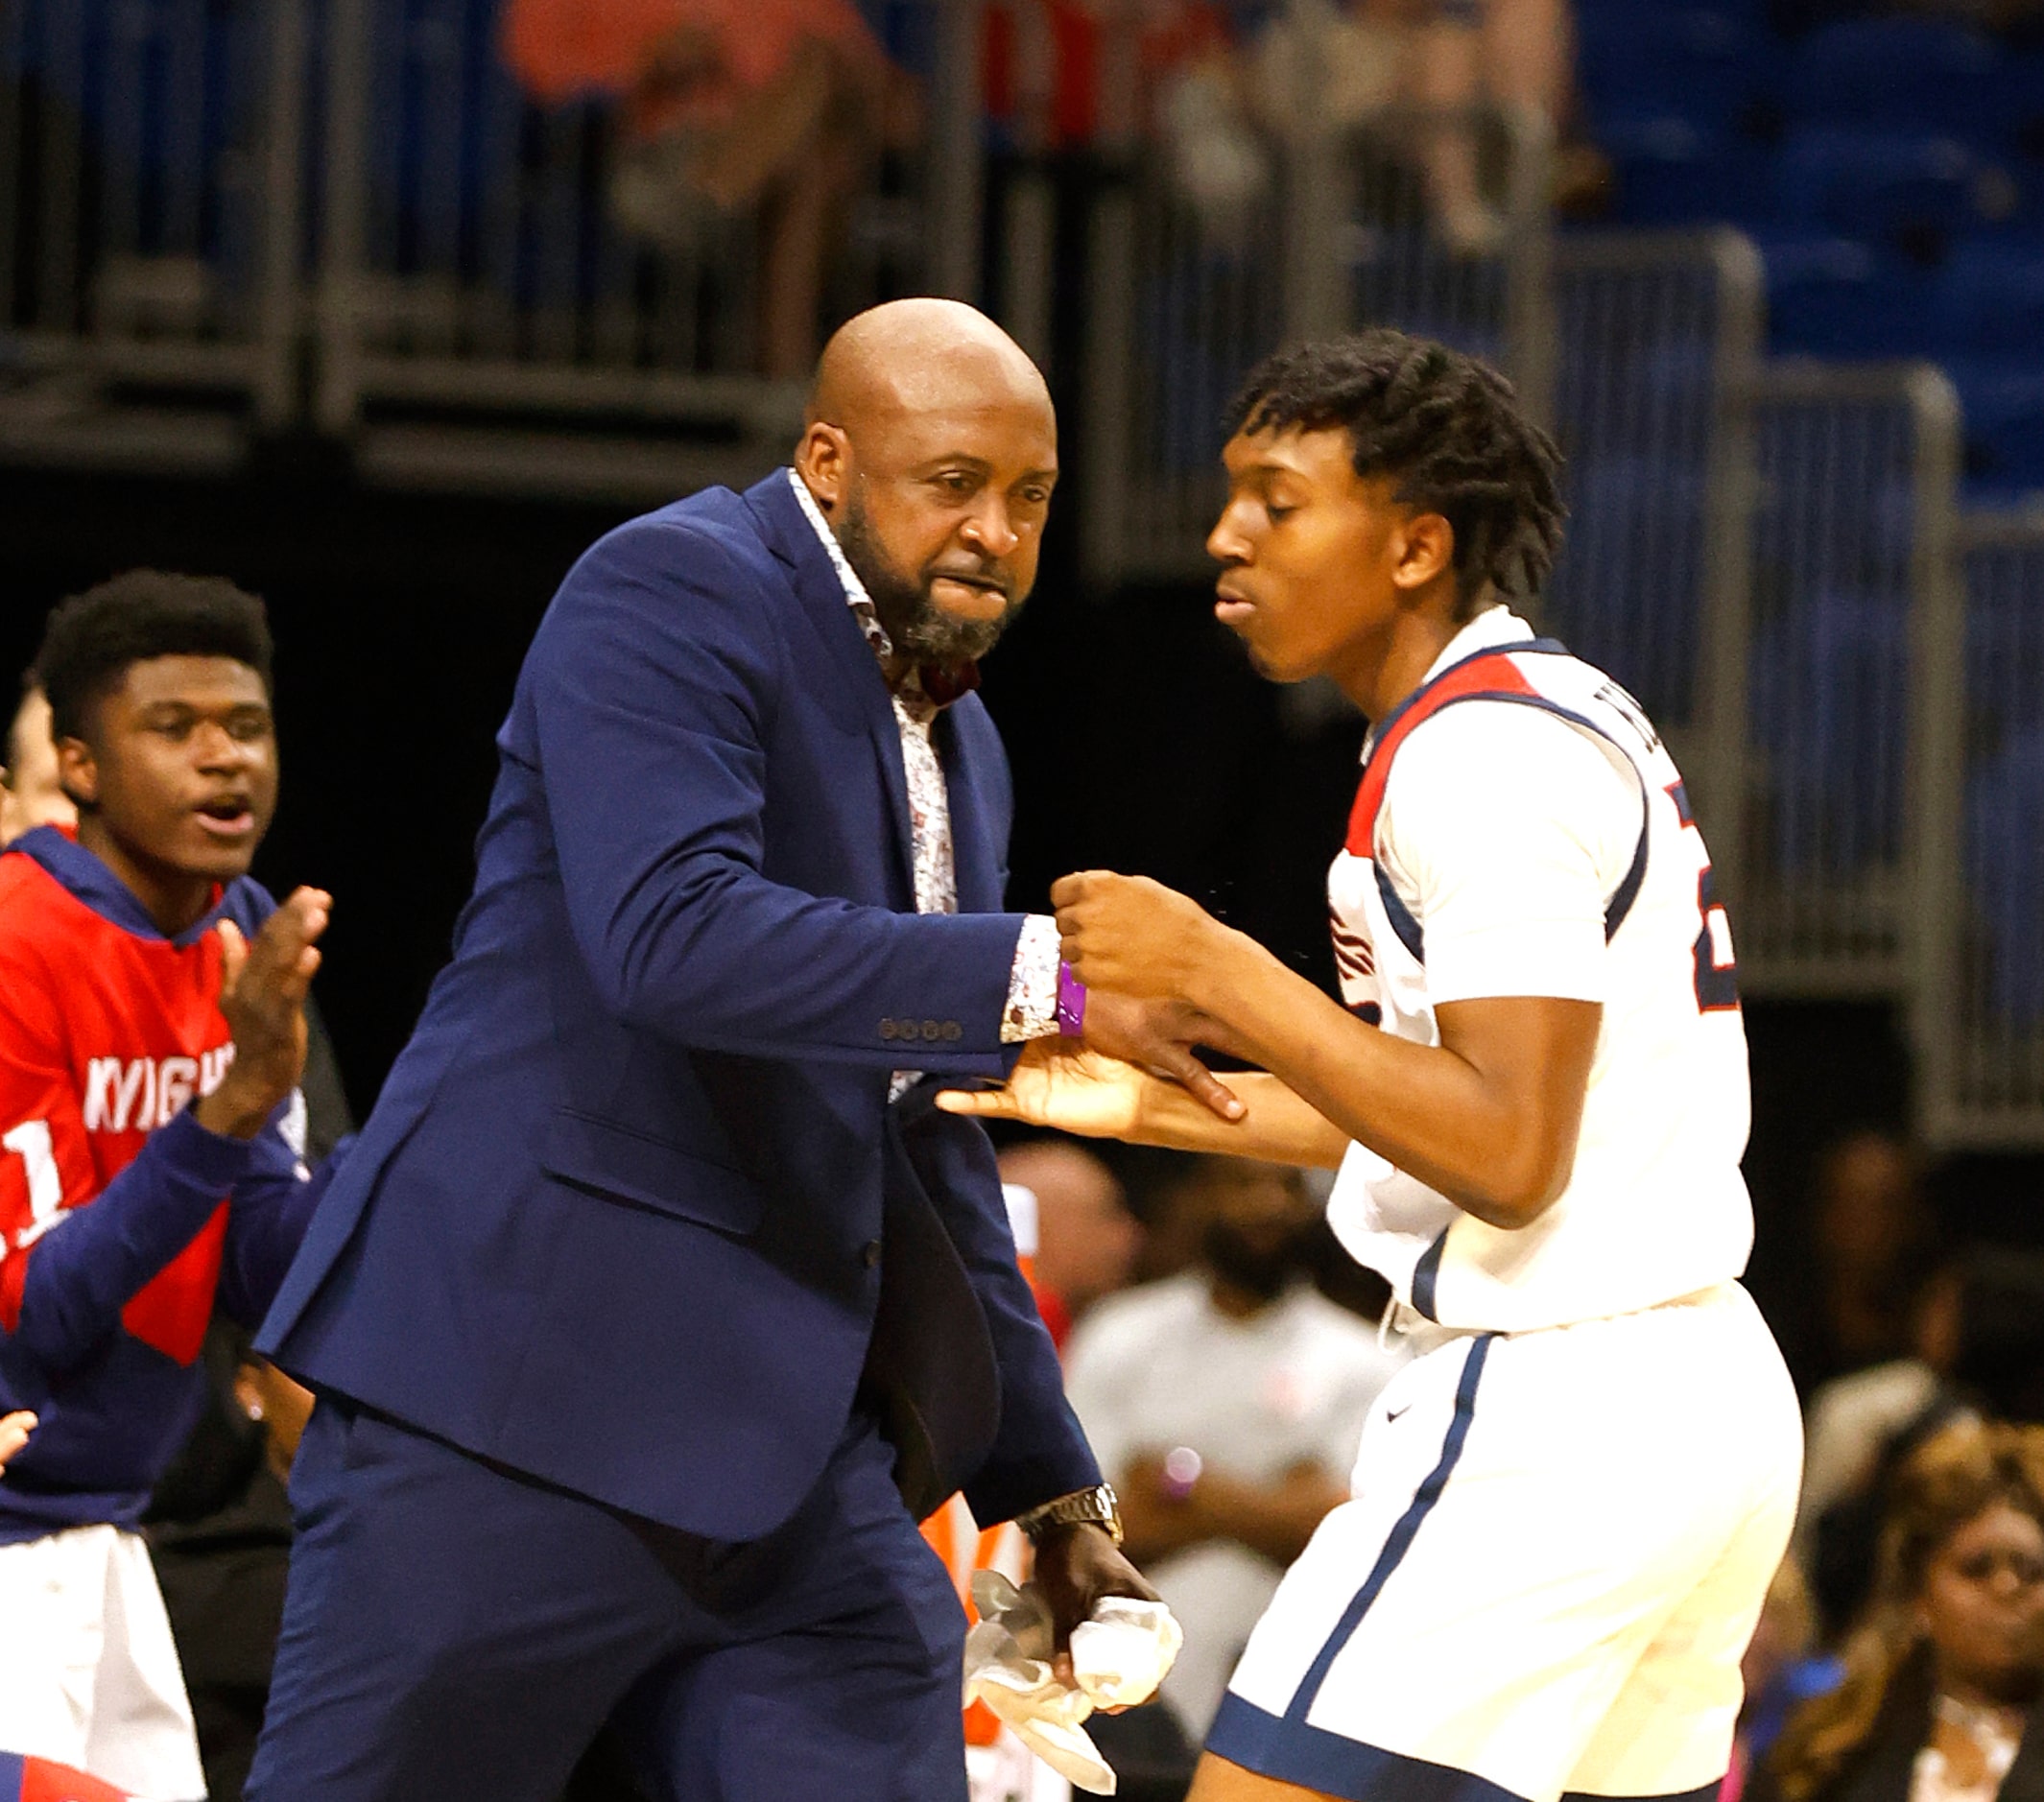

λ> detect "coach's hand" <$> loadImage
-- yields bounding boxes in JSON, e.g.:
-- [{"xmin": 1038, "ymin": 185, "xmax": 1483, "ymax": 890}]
[
  {"xmin": 1054, "ymin": 872, "xmax": 1229, "ymax": 1004},
  {"xmin": 1032, "ymin": 1521, "xmax": 1161, "ymax": 1700},
  {"xmin": 195, "ymin": 887, "xmax": 332, "ymax": 1141}
]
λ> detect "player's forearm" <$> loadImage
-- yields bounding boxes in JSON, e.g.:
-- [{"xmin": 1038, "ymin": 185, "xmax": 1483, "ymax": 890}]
[
  {"xmin": 6, "ymin": 1109, "xmax": 251, "ymax": 1369},
  {"xmin": 1124, "ymin": 1072, "xmax": 1347, "ymax": 1169},
  {"xmin": 1191, "ymin": 935, "xmax": 1576, "ymax": 1228}
]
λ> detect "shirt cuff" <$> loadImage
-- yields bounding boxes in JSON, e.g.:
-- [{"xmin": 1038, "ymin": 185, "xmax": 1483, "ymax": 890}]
[{"xmin": 1002, "ymin": 914, "xmax": 1063, "ymax": 1042}]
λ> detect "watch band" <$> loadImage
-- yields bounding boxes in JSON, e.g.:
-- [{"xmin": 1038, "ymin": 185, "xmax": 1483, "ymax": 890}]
[{"xmin": 1014, "ymin": 1482, "xmax": 1124, "ymax": 1546}]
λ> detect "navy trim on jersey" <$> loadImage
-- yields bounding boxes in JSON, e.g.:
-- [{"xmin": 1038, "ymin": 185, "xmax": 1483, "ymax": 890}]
[
  {"xmin": 1367, "ymin": 689, "xmax": 1653, "ymax": 959},
  {"xmin": 1284, "ymin": 1332, "xmax": 1495, "ymax": 1721},
  {"xmin": 1207, "ymin": 1694, "xmax": 1533, "ymax": 1802},
  {"xmin": 1411, "ymin": 1230, "xmax": 1448, "ymax": 1320},
  {"xmin": 1559, "ymin": 1784, "xmax": 1724, "ymax": 1802},
  {"xmin": 1366, "ymin": 636, "xmax": 1570, "ymax": 749},
  {"xmin": 1373, "ymin": 865, "xmax": 1426, "ymax": 963},
  {"xmin": 1604, "ymin": 798, "xmax": 1652, "ymax": 943}
]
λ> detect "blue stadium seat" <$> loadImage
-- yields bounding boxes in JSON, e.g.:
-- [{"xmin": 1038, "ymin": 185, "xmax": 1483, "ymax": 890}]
[
  {"xmin": 1775, "ymin": 128, "xmax": 1986, "ymax": 244},
  {"xmin": 1577, "ymin": 7, "xmax": 1774, "ymax": 136},
  {"xmin": 1748, "ymin": 589, "xmax": 1909, "ymax": 874},
  {"xmin": 1755, "ymin": 233, "xmax": 1939, "ymax": 358},
  {"xmin": 1785, "ymin": 17, "xmax": 2011, "ymax": 147},
  {"xmin": 1548, "ymin": 455, "xmax": 1709, "ymax": 722},
  {"xmin": 1949, "ymin": 358, "xmax": 2044, "ymax": 502},
  {"xmin": 1967, "ymin": 727, "xmax": 2044, "ymax": 1028},
  {"xmin": 1600, "ymin": 113, "xmax": 1772, "ymax": 226},
  {"xmin": 1929, "ymin": 240, "xmax": 2044, "ymax": 357}
]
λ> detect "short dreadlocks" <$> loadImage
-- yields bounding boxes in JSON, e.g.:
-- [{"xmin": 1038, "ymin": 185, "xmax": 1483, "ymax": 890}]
[
  {"xmin": 1224, "ymin": 330, "xmax": 1566, "ymax": 617},
  {"xmin": 36, "ymin": 571, "xmax": 273, "ymax": 742}
]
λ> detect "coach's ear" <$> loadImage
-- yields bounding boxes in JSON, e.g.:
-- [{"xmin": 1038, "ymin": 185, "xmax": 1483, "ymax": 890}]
[
  {"xmin": 794, "ymin": 422, "xmax": 852, "ymax": 516},
  {"xmin": 1390, "ymin": 510, "xmax": 1455, "ymax": 594}
]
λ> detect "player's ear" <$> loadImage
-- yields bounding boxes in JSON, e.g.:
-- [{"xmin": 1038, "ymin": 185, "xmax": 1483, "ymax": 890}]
[
  {"xmin": 795, "ymin": 422, "xmax": 853, "ymax": 514},
  {"xmin": 55, "ymin": 735, "xmax": 98, "ymax": 810},
  {"xmin": 1391, "ymin": 511, "xmax": 1455, "ymax": 593}
]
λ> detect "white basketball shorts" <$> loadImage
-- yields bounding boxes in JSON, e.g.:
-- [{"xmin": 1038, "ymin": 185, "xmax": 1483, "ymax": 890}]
[
  {"xmin": 0, "ymin": 1523, "xmax": 206, "ymax": 1802},
  {"xmin": 1208, "ymin": 1283, "xmax": 1802, "ymax": 1802}
]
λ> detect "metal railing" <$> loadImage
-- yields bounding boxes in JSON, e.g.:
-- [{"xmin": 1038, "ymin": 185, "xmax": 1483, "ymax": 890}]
[
  {"xmin": 1081, "ymin": 89, "xmax": 1555, "ymax": 586},
  {"xmin": 312, "ymin": 0, "xmax": 987, "ymax": 499},
  {"xmin": 0, "ymin": 0, "xmax": 306, "ymax": 468},
  {"xmin": 1544, "ymin": 230, "xmax": 1763, "ymax": 886},
  {"xmin": 1734, "ymin": 361, "xmax": 1965, "ymax": 999},
  {"xmin": 1919, "ymin": 508, "xmax": 2044, "ymax": 1148}
]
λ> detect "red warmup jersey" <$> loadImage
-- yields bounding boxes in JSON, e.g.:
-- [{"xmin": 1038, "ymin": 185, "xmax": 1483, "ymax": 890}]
[{"xmin": 0, "ymin": 842, "xmax": 241, "ymax": 1363}]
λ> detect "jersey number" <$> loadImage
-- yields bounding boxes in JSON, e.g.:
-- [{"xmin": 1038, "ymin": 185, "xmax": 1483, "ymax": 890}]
[
  {"xmin": 2, "ymin": 1120, "xmax": 64, "ymax": 1250},
  {"xmin": 1667, "ymin": 784, "xmax": 1740, "ymax": 1013}
]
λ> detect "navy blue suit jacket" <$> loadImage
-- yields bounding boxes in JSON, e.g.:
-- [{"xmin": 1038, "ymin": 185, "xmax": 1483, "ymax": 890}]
[{"xmin": 259, "ymin": 472, "xmax": 1100, "ymax": 1541}]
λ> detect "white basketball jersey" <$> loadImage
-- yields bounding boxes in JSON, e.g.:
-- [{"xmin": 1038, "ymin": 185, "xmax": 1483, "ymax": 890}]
[{"xmin": 1325, "ymin": 616, "xmax": 1753, "ymax": 1333}]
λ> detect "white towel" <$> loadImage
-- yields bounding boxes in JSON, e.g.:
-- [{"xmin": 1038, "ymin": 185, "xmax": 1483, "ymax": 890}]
[{"xmin": 961, "ymin": 1573, "xmax": 1184, "ymax": 1796}]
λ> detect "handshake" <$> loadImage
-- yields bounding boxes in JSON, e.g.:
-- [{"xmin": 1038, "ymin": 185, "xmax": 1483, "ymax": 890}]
[{"xmin": 963, "ymin": 1571, "xmax": 1184, "ymax": 1795}]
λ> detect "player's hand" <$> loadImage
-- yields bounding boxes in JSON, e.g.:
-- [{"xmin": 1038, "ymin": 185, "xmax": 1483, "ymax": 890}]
[
  {"xmin": 1052, "ymin": 871, "xmax": 1225, "ymax": 1002},
  {"xmin": 0, "ymin": 1410, "xmax": 35, "ymax": 1477},
  {"xmin": 1031, "ymin": 1521, "xmax": 1161, "ymax": 1699},
  {"xmin": 195, "ymin": 888, "xmax": 331, "ymax": 1141},
  {"xmin": 1081, "ymin": 991, "xmax": 1245, "ymax": 1121}
]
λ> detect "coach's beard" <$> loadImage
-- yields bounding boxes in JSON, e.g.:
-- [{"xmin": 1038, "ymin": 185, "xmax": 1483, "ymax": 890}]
[{"xmin": 836, "ymin": 498, "xmax": 1026, "ymax": 668}]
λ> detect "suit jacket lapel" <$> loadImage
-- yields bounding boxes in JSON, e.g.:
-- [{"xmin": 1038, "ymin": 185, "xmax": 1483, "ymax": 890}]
[{"xmin": 745, "ymin": 473, "xmax": 917, "ymax": 900}]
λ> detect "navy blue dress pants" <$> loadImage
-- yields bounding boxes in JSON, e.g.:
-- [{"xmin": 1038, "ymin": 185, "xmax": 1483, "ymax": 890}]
[{"xmin": 244, "ymin": 1398, "xmax": 969, "ymax": 1802}]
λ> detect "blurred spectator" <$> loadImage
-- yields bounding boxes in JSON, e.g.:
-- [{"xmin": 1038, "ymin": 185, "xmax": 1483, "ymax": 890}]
[
  {"xmin": 1804, "ymin": 1250, "xmax": 2044, "ymax": 1642},
  {"xmin": 997, "ymin": 1137, "xmax": 1141, "ymax": 1346},
  {"xmin": 1062, "ymin": 1153, "xmax": 1405, "ymax": 1740},
  {"xmin": 1796, "ymin": 1130, "xmax": 1940, "ymax": 1393},
  {"xmin": 1403, "ymin": 0, "xmax": 1576, "ymax": 251},
  {"xmin": 1730, "ymin": 1556, "xmax": 1847, "ymax": 1802},
  {"xmin": 504, "ymin": 0, "xmax": 901, "ymax": 379},
  {"xmin": 0, "ymin": 682, "xmax": 77, "ymax": 844},
  {"xmin": 1756, "ymin": 1419, "xmax": 2044, "ymax": 1802},
  {"xmin": 1243, "ymin": 0, "xmax": 1582, "ymax": 251}
]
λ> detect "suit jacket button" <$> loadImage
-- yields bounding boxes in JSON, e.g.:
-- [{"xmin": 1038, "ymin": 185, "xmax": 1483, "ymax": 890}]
[
  {"xmin": 862, "ymin": 1240, "xmax": 882, "ymax": 1268},
  {"xmin": 942, "ymin": 1021, "xmax": 962, "ymax": 1041},
  {"xmin": 880, "ymin": 1019, "xmax": 897, "ymax": 1040},
  {"xmin": 922, "ymin": 1020, "xmax": 941, "ymax": 1041}
]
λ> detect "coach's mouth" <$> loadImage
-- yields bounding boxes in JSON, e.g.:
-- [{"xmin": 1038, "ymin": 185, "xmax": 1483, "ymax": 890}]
[{"xmin": 929, "ymin": 571, "xmax": 1010, "ymax": 619}]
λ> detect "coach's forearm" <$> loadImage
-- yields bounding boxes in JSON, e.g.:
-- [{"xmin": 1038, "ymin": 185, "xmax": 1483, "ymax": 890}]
[{"xmin": 1191, "ymin": 933, "xmax": 1579, "ymax": 1229}]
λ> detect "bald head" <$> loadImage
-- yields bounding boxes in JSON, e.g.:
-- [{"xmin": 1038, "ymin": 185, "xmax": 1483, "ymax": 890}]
[
  {"xmin": 808, "ymin": 298, "xmax": 1050, "ymax": 434},
  {"xmin": 794, "ymin": 300, "xmax": 1058, "ymax": 672}
]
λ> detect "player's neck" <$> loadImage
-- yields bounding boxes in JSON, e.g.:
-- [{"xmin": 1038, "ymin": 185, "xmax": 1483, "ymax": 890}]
[
  {"xmin": 76, "ymin": 816, "xmax": 218, "ymax": 937},
  {"xmin": 1343, "ymin": 601, "xmax": 1465, "ymax": 723}
]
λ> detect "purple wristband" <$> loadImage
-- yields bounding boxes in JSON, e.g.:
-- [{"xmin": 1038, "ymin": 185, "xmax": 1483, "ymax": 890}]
[{"xmin": 1056, "ymin": 960, "xmax": 1088, "ymax": 1036}]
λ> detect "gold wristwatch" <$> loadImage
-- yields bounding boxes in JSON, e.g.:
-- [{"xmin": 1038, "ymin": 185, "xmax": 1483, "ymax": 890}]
[{"xmin": 1014, "ymin": 1482, "xmax": 1124, "ymax": 1546}]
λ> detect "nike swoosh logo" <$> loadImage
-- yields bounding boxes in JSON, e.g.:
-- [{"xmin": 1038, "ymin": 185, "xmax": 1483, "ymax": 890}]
[{"xmin": 1385, "ymin": 1406, "xmax": 1410, "ymax": 1422}]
